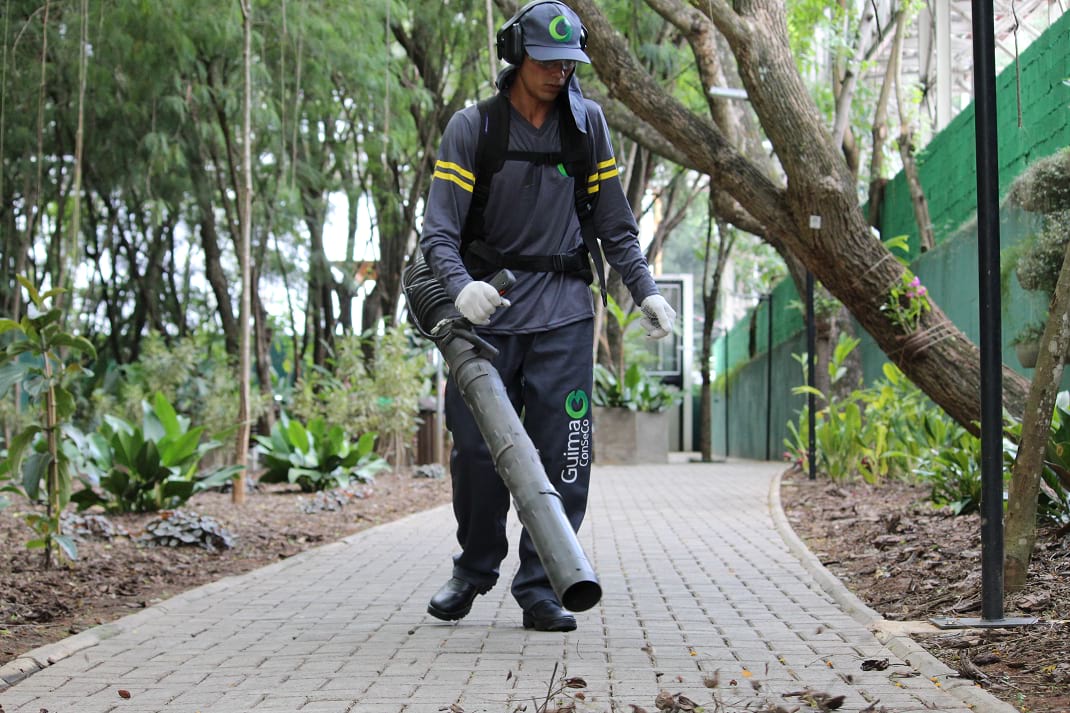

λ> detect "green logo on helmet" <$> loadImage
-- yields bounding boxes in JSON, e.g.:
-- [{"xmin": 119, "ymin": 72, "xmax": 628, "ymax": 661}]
[
  {"xmin": 548, "ymin": 15, "xmax": 573, "ymax": 42},
  {"xmin": 565, "ymin": 389, "xmax": 589, "ymax": 419}
]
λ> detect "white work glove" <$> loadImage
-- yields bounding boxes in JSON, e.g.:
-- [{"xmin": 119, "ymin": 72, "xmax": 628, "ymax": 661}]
[
  {"xmin": 455, "ymin": 280, "xmax": 510, "ymax": 325},
  {"xmin": 640, "ymin": 294, "xmax": 676, "ymax": 340}
]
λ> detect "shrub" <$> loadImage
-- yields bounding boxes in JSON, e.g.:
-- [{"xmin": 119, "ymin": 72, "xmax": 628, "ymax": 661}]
[
  {"xmin": 288, "ymin": 327, "xmax": 428, "ymax": 464},
  {"xmin": 255, "ymin": 413, "xmax": 389, "ymax": 492},
  {"xmin": 0, "ymin": 277, "xmax": 96, "ymax": 564},
  {"xmin": 71, "ymin": 393, "xmax": 242, "ymax": 513},
  {"xmin": 1038, "ymin": 394, "xmax": 1070, "ymax": 524},
  {"xmin": 593, "ymin": 363, "xmax": 682, "ymax": 413},
  {"xmin": 920, "ymin": 430, "xmax": 984, "ymax": 515},
  {"xmin": 786, "ymin": 337, "xmax": 964, "ymax": 484},
  {"xmin": 92, "ymin": 331, "xmax": 267, "ymax": 443}
]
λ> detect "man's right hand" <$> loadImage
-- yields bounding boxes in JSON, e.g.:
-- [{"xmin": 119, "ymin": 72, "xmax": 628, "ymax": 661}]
[{"xmin": 455, "ymin": 281, "xmax": 510, "ymax": 325}]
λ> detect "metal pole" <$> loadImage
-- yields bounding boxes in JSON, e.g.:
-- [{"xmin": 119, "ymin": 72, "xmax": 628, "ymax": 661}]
[
  {"xmin": 806, "ymin": 271, "xmax": 817, "ymax": 480},
  {"xmin": 765, "ymin": 294, "xmax": 774, "ymax": 461},
  {"xmin": 972, "ymin": 0, "xmax": 1004, "ymax": 622},
  {"xmin": 931, "ymin": 0, "xmax": 1036, "ymax": 630},
  {"xmin": 724, "ymin": 328, "xmax": 730, "ymax": 458}
]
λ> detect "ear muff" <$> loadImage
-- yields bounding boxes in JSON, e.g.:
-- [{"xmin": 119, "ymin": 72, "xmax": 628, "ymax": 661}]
[
  {"xmin": 495, "ymin": 1, "xmax": 587, "ymax": 66},
  {"xmin": 495, "ymin": 19, "xmax": 525, "ymax": 65}
]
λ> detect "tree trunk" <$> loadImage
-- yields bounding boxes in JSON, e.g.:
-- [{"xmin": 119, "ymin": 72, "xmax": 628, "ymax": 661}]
[
  {"xmin": 699, "ymin": 213, "xmax": 735, "ymax": 461},
  {"xmin": 234, "ymin": 0, "xmax": 253, "ymax": 505},
  {"xmin": 568, "ymin": 0, "xmax": 1030, "ymax": 431},
  {"xmin": 1004, "ymin": 237, "xmax": 1070, "ymax": 590},
  {"xmin": 893, "ymin": 29, "xmax": 935, "ymax": 253},
  {"xmin": 866, "ymin": 11, "xmax": 902, "ymax": 229},
  {"xmin": 190, "ymin": 159, "xmax": 239, "ymax": 356}
]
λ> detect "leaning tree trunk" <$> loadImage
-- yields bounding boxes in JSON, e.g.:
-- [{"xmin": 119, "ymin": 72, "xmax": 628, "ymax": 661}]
[
  {"xmin": 567, "ymin": 0, "xmax": 1030, "ymax": 430},
  {"xmin": 1004, "ymin": 237, "xmax": 1070, "ymax": 590}
]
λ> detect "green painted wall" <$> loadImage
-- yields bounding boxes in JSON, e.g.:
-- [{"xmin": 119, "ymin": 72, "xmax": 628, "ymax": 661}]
[{"xmin": 710, "ymin": 11, "xmax": 1070, "ymax": 460}]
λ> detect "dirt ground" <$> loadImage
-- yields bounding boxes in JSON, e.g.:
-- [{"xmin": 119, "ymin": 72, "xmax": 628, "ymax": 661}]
[
  {"xmin": 781, "ymin": 470, "xmax": 1070, "ymax": 713},
  {"xmin": 3, "ymin": 466, "xmax": 1068, "ymax": 713}
]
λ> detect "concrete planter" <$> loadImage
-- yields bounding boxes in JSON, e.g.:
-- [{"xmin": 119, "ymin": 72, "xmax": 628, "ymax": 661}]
[{"xmin": 593, "ymin": 406, "xmax": 669, "ymax": 465}]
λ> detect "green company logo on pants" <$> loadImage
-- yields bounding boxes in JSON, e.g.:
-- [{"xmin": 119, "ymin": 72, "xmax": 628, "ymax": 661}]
[
  {"xmin": 565, "ymin": 389, "xmax": 589, "ymax": 419},
  {"xmin": 562, "ymin": 389, "xmax": 591, "ymax": 483}
]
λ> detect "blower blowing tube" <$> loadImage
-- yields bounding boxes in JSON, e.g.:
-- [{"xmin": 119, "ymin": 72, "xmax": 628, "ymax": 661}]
[{"xmin": 403, "ymin": 255, "xmax": 602, "ymax": 612}]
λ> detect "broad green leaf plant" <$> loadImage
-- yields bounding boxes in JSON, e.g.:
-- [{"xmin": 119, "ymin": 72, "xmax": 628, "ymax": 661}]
[
  {"xmin": 0, "ymin": 277, "xmax": 96, "ymax": 566},
  {"xmin": 593, "ymin": 363, "xmax": 683, "ymax": 413},
  {"xmin": 71, "ymin": 392, "xmax": 243, "ymax": 514},
  {"xmin": 255, "ymin": 413, "xmax": 389, "ymax": 493}
]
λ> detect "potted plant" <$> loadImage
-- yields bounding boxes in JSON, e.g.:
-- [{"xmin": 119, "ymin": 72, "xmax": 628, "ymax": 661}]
[
  {"xmin": 1012, "ymin": 321, "xmax": 1046, "ymax": 369},
  {"xmin": 592, "ymin": 363, "xmax": 683, "ymax": 464},
  {"xmin": 1008, "ymin": 155, "xmax": 1070, "ymax": 368}
]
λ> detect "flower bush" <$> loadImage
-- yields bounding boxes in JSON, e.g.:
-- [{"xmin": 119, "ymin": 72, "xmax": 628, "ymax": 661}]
[{"xmin": 882, "ymin": 272, "xmax": 932, "ymax": 332}]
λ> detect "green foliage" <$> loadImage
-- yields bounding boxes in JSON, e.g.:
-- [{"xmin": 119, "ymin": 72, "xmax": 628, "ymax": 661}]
[
  {"xmin": 788, "ymin": 285, "xmax": 842, "ymax": 322},
  {"xmin": 0, "ymin": 277, "xmax": 96, "ymax": 564},
  {"xmin": 877, "ymin": 237, "xmax": 932, "ymax": 333},
  {"xmin": 593, "ymin": 363, "xmax": 683, "ymax": 414},
  {"xmin": 921, "ymin": 430, "xmax": 984, "ymax": 515},
  {"xmin": 288, "ymin": 328, "xmax": 427, "ymax": 461},
  {"xmin": 1004, "ymin": 151, "xmax": 1070, "ymax": 337},
  {"xmin": 881, "ymin": 272, "xmax": 932, "ymax": 332},
  {"xmin": 1036, "ymin": 394, "xmax": 1070, "ymax": 524},
  {"xmin": 786, "ymin": 336, "xmax": 965, "ymax": 484},
  {"xmin": 787, "ymin": 334, "xmax": 865, "ymax": 482},
  {"xmin": 255, "ymin": 413, "xmax": 388, "ymax": 493},
  {"xmin": 92, "ymin": 331, "xmax": 265, "ymax": 443},
  {"xmin": 1010, "ymin": 320, "xmax": 1047, "ymax": 346},
  {"xmin": 1014, "ymin": 210, "xmax": 1070, "ymax": 298},
  {"xmin": 71, "ymin": 393, "xmax": 241, "ymax": 513}
]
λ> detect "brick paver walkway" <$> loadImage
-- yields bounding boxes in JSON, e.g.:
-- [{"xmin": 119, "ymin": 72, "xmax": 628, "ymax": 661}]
[{"xmin": 0, "ymin": 461, "xmax": 1013, "ymax": 712}]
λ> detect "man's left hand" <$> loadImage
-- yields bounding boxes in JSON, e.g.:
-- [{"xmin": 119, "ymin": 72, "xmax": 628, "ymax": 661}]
[{"xmin": 640, "ymin": 295, "xmax": 676, "ymax": 340}]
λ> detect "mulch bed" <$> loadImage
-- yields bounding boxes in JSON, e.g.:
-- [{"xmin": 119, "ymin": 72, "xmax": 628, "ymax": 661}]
[{"xmin": 781, "ymin": 470, "xmax": 1070, "ymax": 713}]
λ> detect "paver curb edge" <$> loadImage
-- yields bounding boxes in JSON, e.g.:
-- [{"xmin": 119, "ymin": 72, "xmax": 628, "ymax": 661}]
[{"xmin": 767, "ymin": 468, "xmax": 1020, "ymax": 713}]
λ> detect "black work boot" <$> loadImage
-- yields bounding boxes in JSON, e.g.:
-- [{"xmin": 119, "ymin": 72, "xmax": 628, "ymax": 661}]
[
  {"xmin": 427, "ymin": 577, "xmax": 490, "ymax": 621},
  {"xmin": 522, "ymin": 600, "xmax": 577, "ymax": 632}
]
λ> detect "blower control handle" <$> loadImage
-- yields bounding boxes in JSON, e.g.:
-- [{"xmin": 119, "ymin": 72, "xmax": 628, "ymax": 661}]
[{"xmin": 488, "ymin": 269, "xmax": 517, "ymax": 297}]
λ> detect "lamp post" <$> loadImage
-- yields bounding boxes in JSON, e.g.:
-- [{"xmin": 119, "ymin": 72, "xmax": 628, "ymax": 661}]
[
  {"xmin": 805, "ymin": 215, "xmax": 821, "ymax": 480},
  {"xmin": 805, "ymin": 270, "xmax": 816, "ymax": 479},
  {"xmin": 723, "ymin": 326, "xmax": 730, "ymax": 459},
  {"xmin": 931, "ymin": 0, "xmax": 1035, "ymax": 631},
  {"xmin": 759, "ymin": 293, "xmax": 774, "ymax": 461}
]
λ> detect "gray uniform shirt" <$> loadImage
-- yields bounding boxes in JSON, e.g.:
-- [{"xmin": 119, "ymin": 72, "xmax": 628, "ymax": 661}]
[{"xmin": 420, "ymin": 81, "xmax": 658, "ymax": 334}]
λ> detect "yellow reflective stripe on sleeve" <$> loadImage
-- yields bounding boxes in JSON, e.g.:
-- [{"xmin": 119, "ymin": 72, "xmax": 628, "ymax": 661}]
[
  {"xmin": 437, "ymin": 160, "xmax": 475, "ymax": 182},
  {"xmin": 586, "ymin": 157, "xmax": 619, "ymax": 194},
  {"xmin": 433, "ymin": 160, "xmax": 475, "ymax": 193},
  {"xmin": 433, "ymin": 170, "xmax": 475, "ymax": 193}
]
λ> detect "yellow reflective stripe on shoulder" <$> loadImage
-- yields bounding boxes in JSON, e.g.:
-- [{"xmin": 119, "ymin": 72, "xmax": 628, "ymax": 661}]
[
  {"xmin": 433, "ymin": 160, "xmax": 475, "ymax": 193},
  {"xmin": 597, "ymin": 157, "xmax": 619, "ymax": 181},
  {"xmin": 586, "ymin": 157, "xmax": 619, "ymax": 194}
]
